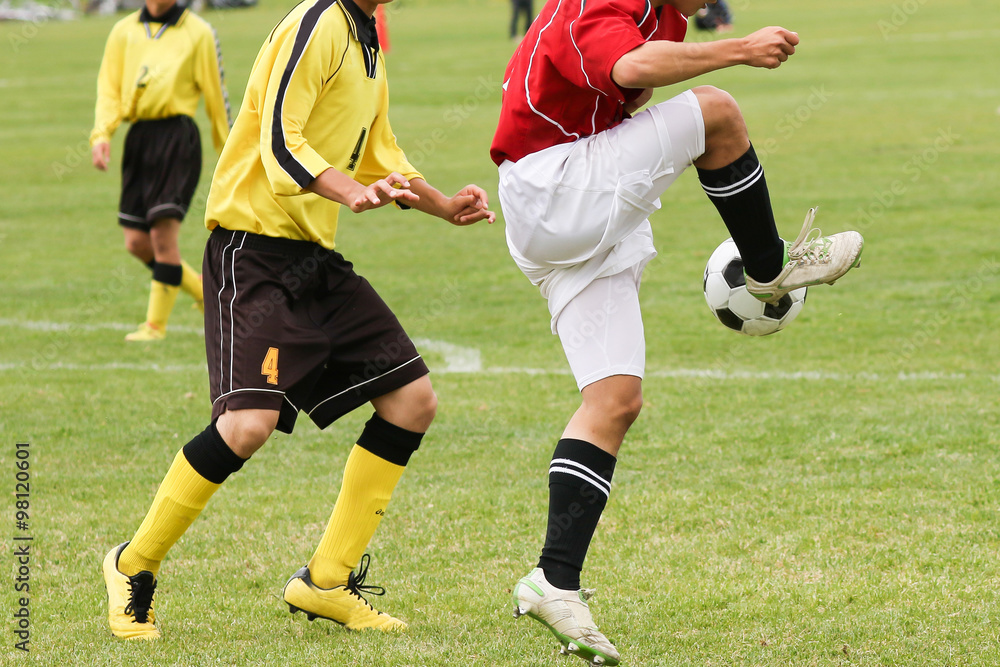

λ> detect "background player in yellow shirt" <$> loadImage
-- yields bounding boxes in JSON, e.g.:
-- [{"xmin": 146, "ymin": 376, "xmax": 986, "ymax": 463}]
[
  {"xmin": 90, "ymin": 0, "xmax": 231, "ymax": 341},
  {"xmin": 101, "ymin": 0, "xmax": 495, "ymax": 640}
]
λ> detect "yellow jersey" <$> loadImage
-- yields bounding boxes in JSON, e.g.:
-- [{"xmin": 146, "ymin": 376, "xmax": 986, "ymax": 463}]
[
  {"xmin": 90, "ymin": 3, "xmax": 231, "ymax": 153},
  {"xmin": 204, "ymin": 0, "xmax": 422, "ymax": 250}
]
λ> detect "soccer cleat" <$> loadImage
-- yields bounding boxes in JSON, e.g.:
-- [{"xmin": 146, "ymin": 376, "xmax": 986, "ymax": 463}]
[
  {"xmin": 512, "ymin": 568, "xmax": 620, "ymax": 666},
  {"xmin": 745, "ymin": 207, "xmax": 864, "ymax": 304},
  {"xmin": 102, "ymin": 542, "xmax": 160, "ymax": 640},
  {"xmin": 124, "ymin": 322, "xmax": 166, "ymax": 342},
  {"xmin": 282, "ymin": 554, "xmax": 406, "ymax": 632}
]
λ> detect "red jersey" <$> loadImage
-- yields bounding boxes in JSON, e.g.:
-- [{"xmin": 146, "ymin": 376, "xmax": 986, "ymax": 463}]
[{"xmin": 491, "ymin": 0, "xmax": 687, "ymax": 166}]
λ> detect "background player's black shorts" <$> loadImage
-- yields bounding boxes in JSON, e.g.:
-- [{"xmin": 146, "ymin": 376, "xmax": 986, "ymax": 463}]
[
  {"xmin": 118, "ymin": 115, "xmax": 202, "ymax": 230},
  {"xmin": 204, "ymin": 227, "xmax": 431, "ymax": 434}
]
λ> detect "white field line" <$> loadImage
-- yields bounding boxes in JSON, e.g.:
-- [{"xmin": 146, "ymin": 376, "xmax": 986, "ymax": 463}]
[
  {"xmin": 1, "ymin": 320, "xmax": 996, "ymax": 382},
  {"xmin": 0, "ymin": 318, "xmax": 204, "ymax": 334}
]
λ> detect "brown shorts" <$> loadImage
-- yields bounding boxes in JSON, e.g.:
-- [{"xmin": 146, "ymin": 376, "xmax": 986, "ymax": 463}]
[
  {"xmin": 203, "ymin": 227, "xmax": 430, "ymax": 434},
  {"xmin": 118, "ymin": 116, "xmax": 202, "ymax": 229}
]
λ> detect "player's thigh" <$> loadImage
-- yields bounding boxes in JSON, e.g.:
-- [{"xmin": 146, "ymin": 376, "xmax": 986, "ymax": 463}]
[
  {"xmin": 203, "ymin": 229, "xmax": 329, "ymax": 432},
  {"xmin": 591, "ymin": 88, "xmax": 707, "ymax": 190},
  {"xmin": 555, "ymin": 269, "xmax": 646, "ymax": 391},
  {"xmin": 300, "ymin": 273, "xmax": 430, "ymax": 431}
]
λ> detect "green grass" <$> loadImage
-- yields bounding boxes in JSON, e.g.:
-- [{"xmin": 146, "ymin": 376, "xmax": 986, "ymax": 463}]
[{"xmin": 2, "ymin": 0, "xmax": 999, "ymax": 664}]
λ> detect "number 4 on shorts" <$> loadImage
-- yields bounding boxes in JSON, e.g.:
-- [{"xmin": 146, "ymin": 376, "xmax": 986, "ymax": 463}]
[{"xmin": 261, "ymin": 347, "xmax": 279, "ymax": 385}]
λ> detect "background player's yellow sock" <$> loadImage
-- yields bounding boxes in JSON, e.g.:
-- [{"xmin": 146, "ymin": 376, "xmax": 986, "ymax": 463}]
[
  {"xmin": 308, "ymin": 445, "xmax": 405, "ymax": 588},
  {"xmin": 118, "ymin": 450, "xmax": 220, "ymax": 577},
  {"xmin": 180, "ymin": 259, "xmax": 204, "ymax": 311},
  {"xmin": 145, "ymin": 280, "xmax": 180, "ymax": 330},
  {"xmin": 143, "ymin": 262, "xmax": 184, "ymax": 330}
]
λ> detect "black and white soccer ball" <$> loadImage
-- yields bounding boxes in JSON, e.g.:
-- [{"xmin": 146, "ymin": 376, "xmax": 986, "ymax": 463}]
[{"xmin": 703, "ymin": 238, "xmax": 807, "ymax": 336}]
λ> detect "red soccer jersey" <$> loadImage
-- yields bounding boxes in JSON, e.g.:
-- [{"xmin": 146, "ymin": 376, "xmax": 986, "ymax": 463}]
[{"xmin": 491, "ymin": 0, "xmax": 687, "ymax": 166}]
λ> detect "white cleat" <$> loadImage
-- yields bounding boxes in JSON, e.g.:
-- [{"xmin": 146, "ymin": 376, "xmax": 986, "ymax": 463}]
[
  {"xmin": 512, "ymin": 568, "xmax": 620, "ymax": 666},
  {"xmin": 745, "ymin": 207, "xmax": 864, "ymax": 305}
]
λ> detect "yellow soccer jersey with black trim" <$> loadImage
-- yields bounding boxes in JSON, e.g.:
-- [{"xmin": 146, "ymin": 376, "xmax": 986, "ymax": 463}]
[
  {"xmin": 204, "ymin": 0, "xmax": 422, "ymax": 250},
  {"xmin": 90, "ymin": 4, "xmax": 231, "ymax": 152}
]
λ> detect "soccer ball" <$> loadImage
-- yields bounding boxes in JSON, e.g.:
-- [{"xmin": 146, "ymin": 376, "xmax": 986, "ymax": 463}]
[{"xmin": 703, "ymin": 238, "xmax": 807, "ymax": 336}]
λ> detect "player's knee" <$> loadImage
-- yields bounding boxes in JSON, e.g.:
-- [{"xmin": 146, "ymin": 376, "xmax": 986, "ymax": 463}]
[
  {"xmin": 124, "ymin": 236, "xmax": 148, "ymax": 259},
  {"xmin": 588, "ymin": 388, "xmax": 643, "ymax": 429},
  {"xmin": 693, "ymin": 85, "xmax": 745, "ymax": 138},
  {"xmin": 612, "ymin": 391, "xmax": 643, "ymax": 428},
  {"xmin": 218, "ymin": 409, "xmax": 278, "ymax": 457},
  {"xmin": 411, "ymin": 384, "xmax": 438, "ymax": 429}
]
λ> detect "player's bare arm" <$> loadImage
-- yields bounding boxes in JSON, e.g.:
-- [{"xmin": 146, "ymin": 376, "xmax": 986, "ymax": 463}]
[
  {"xmin": 306, "ymin": 167, "xmax": 419, "ymax": 213},
  {"xmin": 624, "ymin": 88, "xmax": 654, "ymax": 115},
  {"xmin": 611, "ymin": 26, "xmax": 799, "ymax": 89},
  {"xmin": 92, "ymin": 141, "xmax": 111, "ymax": 171},
  {"xmin": 407, "ymin": 179, "xmax": 496, "ymax": 226}
]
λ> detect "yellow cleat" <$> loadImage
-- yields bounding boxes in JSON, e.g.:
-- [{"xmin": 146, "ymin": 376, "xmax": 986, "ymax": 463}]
[
  {"xmin": 102, "ymin": 543, "xmax": 160, "ymax": 640},
  {"xmin": 124, "ymin": 322, "xmax": 166, "ymax": 342},
  {"xmin": 282, "ymin": 555, "xmax": 406, "ymax": 632}
]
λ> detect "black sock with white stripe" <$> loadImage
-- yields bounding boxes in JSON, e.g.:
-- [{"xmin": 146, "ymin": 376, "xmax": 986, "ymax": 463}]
[
  {"xmin": 537, "ymin": 438, "xmax": 616, "ymax": 591},
  {"xmin": 697, "ymin": 145, "xmax": 784, "ymax": 283}
]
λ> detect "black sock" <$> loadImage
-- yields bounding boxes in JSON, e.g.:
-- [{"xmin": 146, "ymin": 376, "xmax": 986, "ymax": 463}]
[
  {"xmin": 697, "ymin": 145, "xmax": 784, "ymax": 282},
  {"xmin": 152, "ymin": 262, "xmax": 183, "ymax": 287},
  {"xmin": 146, "ymin": 259, "xmax": 156, "ymax": 271},
  {"xmin": 182, "ymin": 421, "xmax": 247, "ymax": 484},
  {"xmin": 537, "ymin": 439, "xmax": 616, "ymax": 590},
  {"xmin": 357, "ymin": 413, "xmax": 424, "ymax": 467}
]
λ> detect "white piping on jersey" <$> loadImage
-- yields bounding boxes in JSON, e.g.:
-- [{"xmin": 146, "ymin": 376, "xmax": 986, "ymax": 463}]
[
  {"xmin": 569, "ymin": 0, "xmax": 607, "ymax": 135},
  {"xmin": 274, "ymin": 1, "xmax": 340, "ymax": 187},
  {"xmin": 638, "ymin": 0, "xmax": 651, "ymax": 31},
  {"xmin": 211, "ymin": 27, "xmax": 232, "ymax": 127},
  {"xmin": 524, "ymin": 0, "xmax": 579, "ymax": 140},
  {"xmin": 143, "ymin": 21, "xmax": 170, "ymax": 40}
]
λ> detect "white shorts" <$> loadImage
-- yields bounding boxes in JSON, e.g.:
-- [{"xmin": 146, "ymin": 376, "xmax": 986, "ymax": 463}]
[
  {"xmin": 498, "ymin": 89, "xmax": 706, "ymax": 388},
  {"xmin": 498, "ymin": 89, "xmax": 706, "ymax": 332},
  {"xmin": 555, "ymin": 268, "xmax": 645, "ymax": 390}
]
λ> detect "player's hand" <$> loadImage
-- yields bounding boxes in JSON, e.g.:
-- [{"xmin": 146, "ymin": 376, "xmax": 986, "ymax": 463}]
[
  {"xmin": 92, "ymin": 142, "xmax": 111, "ymax": 171},
  {"xmin": 624, "ymin": 88, "xmax": 654, "ymax": 115},
  {"xmin": 741, "ymin": 27, "xmax": 799, "ymax": 69},
  {"xmin": 349, "ymin": 172, "xmax": 420, "ymax": 213},
  {"xmin": 445, "ymin": 185, "xmax": 496, "ymax": 226}
]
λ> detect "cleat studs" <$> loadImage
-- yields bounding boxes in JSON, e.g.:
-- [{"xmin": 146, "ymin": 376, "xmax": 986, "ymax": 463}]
[
  {"xmin": 288, "ymin": 605, "xmax": 299, "ymax": 614},
  {"xmin": 306, "ymin": 613, "xmax": 317, "ymax": 621},
  {"xmin": 592, "ymin": 657, "xmax": 605, "ymax": 666},
  {"xmin": 558, "ymin": 646, "xmax": 570, "ymax": 655},
  {"xmin": 566, "ymin": 643, "xmax": 579, "ymax": 653}
]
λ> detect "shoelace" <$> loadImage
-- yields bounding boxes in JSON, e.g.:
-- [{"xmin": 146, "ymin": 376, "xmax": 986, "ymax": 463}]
[
  {"xmin": 124, "ymin": 573, "xmax": 156, "ymax": 624},
  {"xmin": 788, "ymin": 208, "xmax": 833, "ymax": 265},
  {"xmin": 345, "ymin": 553, "xmax": 386, "ymax": 610}
]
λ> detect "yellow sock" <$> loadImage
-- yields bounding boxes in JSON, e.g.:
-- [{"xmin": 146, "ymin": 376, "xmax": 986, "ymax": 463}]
[
  {"xmin": 308, "ymin": 445, "xmax": 405, "ymax": 588},
  {"xmin": 145, "ymin": 280, "xmax": 181, "ymax": 330},
  {"xmin": 118, "ymin": 450, "xmax": 221, "ymax": 577},
  {"xmin": 180, "ymin": 260, "xmax": 203, "ymax": 310}
]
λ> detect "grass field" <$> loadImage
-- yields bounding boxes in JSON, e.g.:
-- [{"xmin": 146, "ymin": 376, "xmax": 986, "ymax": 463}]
[{"xmin": 2, "ymin": 0, "xmax": 999, "ymax": 664}]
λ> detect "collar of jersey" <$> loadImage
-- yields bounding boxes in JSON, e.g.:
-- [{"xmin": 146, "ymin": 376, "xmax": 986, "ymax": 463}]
[
  {"xmin": 138, "ymin": 2, "xmax": 185, "ymax": 26},
  {"xmin": 338, "ymin": 0, "xmax": 380, "ymax": 52}
]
